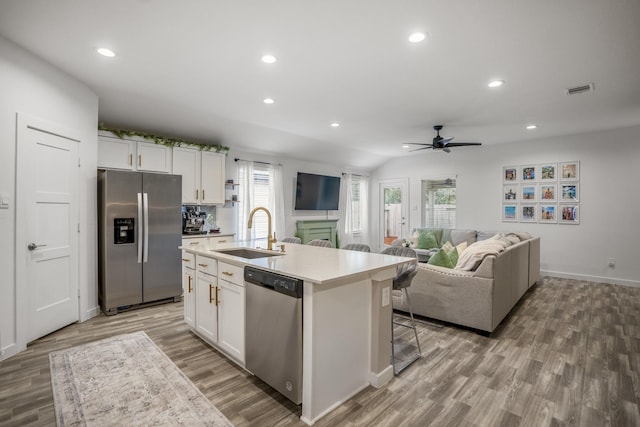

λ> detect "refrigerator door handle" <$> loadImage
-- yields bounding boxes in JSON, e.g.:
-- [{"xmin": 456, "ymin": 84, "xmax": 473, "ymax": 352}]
[
  {"xmin": 137, "ymin": 192, "xmax": 143, "ymax": 264},
  {"xmin": 143, "ymin": 192, "xmax": 149, "ymax": 263}
]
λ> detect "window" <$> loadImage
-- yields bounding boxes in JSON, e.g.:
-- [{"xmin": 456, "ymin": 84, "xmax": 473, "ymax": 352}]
[
  {"xmin": 351, "ymin": 176, "xmax": 363, "ymax": 232},
  {"xmin": 422, "ymin": 178, "xmax": 456, "ymax": 228},
  {"xmin": 237, "ymin": 161, "xmax": 281, "ymax": 242}
]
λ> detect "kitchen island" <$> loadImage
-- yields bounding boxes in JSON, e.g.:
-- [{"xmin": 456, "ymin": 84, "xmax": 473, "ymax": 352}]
[{"xmin": 180, "ymin": 240, "xmax": 412, "ymax": 425}]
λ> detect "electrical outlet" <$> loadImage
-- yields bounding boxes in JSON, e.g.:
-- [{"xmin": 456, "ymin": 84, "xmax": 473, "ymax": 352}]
[{"xmin": 607, "ymin": 258, "xmax": 615, "ymax": 268}]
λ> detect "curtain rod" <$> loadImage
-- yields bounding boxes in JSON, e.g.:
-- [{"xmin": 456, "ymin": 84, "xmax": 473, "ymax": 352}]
[
  {"xmin": 234, "ymin": 157, "xmax": 282, "ymax": 166},
  {"xmin": 342, "ymin": 172, "xmax": 367, "ymax": 177}
]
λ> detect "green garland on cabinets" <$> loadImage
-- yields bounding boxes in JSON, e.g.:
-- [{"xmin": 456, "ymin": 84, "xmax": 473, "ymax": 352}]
[{"xmin": 98, "ymin": 123, "xmax": 229, "ymax": 154}]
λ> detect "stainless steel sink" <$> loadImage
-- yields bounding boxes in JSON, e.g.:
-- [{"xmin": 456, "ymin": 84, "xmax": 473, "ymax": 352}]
[{"xmin": 211, "ymin": 248, "xmax": 282, "ymax": 259}]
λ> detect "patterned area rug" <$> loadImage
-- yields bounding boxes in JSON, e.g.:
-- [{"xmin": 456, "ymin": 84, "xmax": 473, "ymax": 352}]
[{"xmin": 49, "ymin": 331, "xmax": 233, "ymax": 426}]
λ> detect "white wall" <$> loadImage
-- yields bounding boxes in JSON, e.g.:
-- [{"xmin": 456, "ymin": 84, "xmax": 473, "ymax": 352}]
[
  {"xmin": 370, "ymin": 125, "xmax": 640, "ymax": 286},
  {"xmin": 220, "ymin": 149, "xmax": 367, "ymax": 240},
  {"xmin": 0, "ymin": 37, "xmax": 99, "ymax": 359}
]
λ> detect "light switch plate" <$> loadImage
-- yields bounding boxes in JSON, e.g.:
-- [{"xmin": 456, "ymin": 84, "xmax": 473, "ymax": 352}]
[{"xmin": 0, "ymin": 193, "xmax": 9, "ymax": 209}]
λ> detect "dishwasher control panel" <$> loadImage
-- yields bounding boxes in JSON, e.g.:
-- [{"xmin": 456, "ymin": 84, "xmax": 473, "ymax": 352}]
[{"xmin": 244, "ymin": 267, "xmax": 303, "ymax": 298}]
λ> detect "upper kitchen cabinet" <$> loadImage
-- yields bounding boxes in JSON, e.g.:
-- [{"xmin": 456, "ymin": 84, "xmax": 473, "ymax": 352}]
[
  {"xmin": 173, "ymin": 147, "xmax": 225, "ymax": 205},
  {"xmin": 97, "ymin": 132, "xmax": 171, "ymax": 173}
]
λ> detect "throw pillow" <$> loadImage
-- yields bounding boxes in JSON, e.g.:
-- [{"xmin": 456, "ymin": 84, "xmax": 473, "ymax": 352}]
[
  {"xmin": 447, "ymin": 247, "xmax": 459, "ymax": 266},
  {"xmin": 456, "ymin": 241, "xmax": 468, "ymax": 255},
  {"xmin": 440, "ymin": 241, "xmax": 454, "ymax": 252},
  {"xmin": 427, "ymin": 248, "xmax": 454, "ymax": 268},
  {"xmin": 417, "ymin": 231, "xmax": 438, "ymax": 249}
]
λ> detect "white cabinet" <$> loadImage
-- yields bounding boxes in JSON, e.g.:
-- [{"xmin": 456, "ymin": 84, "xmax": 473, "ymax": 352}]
[
  {"xmin": 185, "ymin": 255, "xmax": 245, "ymax": 364},
  {"xmin": 196, "ymin": 270, "xmax": 218, "ymax": 344},
  {"xmin": 98, "ymin": 133, "xmax": 171, "ymax": 173},
  {"xmin": 217, "ymin": 265, "xmax": 245, "ymax": 363},
  {"xmin": 182, "ymin": 251, "xmax": 196, "ymax": 328},
  {"xmin": 172, "ymin": 147, "xmax": 225, "ymax": 204}
]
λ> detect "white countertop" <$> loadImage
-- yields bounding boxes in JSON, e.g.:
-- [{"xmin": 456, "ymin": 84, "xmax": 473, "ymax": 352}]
[
  {"xmin": 181, "ymin": 232, "xmax": 235, "ymax": 239},
  {"xmin": 180, "ymin": 240, "xmax": 412, "ymax": 285}
]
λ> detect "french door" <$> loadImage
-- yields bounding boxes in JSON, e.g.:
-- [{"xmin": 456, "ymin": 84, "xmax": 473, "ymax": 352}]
[{"xmin": 379, "ymin": 179, "xmax": 409, "ymax": 247}]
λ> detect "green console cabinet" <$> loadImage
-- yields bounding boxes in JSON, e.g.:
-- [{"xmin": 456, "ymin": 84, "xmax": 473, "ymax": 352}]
[{"xmin": 296, "ymin": 220, "xmax": 338, "ymax": 247}]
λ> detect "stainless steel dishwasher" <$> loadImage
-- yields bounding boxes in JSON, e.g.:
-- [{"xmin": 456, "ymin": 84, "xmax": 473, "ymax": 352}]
[{"xmin": 244, "ymin": 266, "xmax": 303, "ymax": 404}]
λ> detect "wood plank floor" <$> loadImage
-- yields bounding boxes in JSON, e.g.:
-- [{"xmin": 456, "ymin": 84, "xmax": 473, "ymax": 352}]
[{"xmin": 1, "ymin": 276, "xmax": 639, "ymax": 426}]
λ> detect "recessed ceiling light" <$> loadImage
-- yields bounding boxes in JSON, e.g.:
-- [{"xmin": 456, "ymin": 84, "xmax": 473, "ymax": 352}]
[
  {"xmin": 402, "ymin": 144, "xmax": 410, "ymax": 149},
  {"xmin": 261, "ymin": 55, "xmax": 276, "ymax": 64},
  {"xmin": 488, "ymin": 80, "xmax": 504, "ymax": 88},
  {"xmin": 263, "ymin": 98, "xmax": 275, "ymax": 104},
  {"xmin": 408, "ymin": 32, "xmax": 426, "ymax": 43},
  {"xmin": 526, "ymin": 124, "xmax": 538, "ymax": 130},
  {"xmin": 330, "ymin": 122, "xmax": 340, "ymax": 127},
  {"xmin": 97, "ymin": 47, "xmax": 116, "ymax": 57}
]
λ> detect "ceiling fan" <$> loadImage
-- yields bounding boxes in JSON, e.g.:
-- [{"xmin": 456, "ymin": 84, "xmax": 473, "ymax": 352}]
[{"xmin": 409, "ymin": 125, "xmax": 482, "ymax": 153}]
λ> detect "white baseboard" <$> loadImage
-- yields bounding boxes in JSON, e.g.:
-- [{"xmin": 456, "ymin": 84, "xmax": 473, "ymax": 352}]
[
  {"xmin": 542, "ymin": 270, "xmax": 640, "ymax": 288},
  {"xmin": 368, "ymin": 364, "xmax": 394, "ymax": 388},
  {"xmin": 0, "ymin": 342, "xmax": 24, "ymax": 361},
  {"xmin": 80, "ymin": 305, "xmax": 100, "ymax": 323}
]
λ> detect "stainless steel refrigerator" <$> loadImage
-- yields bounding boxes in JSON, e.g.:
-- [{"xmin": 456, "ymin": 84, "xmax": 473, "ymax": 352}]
[{"xmin": 98, "ymin": 170, "xmax": 182, "ymax": 315}]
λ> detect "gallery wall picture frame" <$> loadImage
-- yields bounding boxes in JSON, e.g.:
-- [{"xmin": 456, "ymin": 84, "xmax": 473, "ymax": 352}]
[
  {"xmin": 539, "ymin": 204, "xmax": 558, "ymax": 223},
  {"xmin": 521, "ymin": 184, "xmax": 537, "ymax": 202},
  {"xmin": 540, "ymin": 183, "xmax": 557, "ymax": 202},
  {"xmin": 520, "ymin": 204, "xmax": 537, "ymax": 222},
  {"xmin": 503, "ymin": 166, "xmax": 519, "ymax": 183},
  {"xmin": 521, "ymin": 165, "xmax": 538, "ymax": 182},
  {"xmin": 560, "ymin": 161, "xmax": 580, "ymax": 181},
  {"xmin": 502, "ymin": 204, "xmax": 518, "ymax": 222},
  {"xmin": 560, "ymin": 183, "xmax": 579, "ymax": 202},
  {"xmin": 540, "ymin": 163, "xmax": 557, "ymax": 181},
  {"xmin": 503, "ymin": 185, "xmax": 518, "ymax": 202},
  {"xmin": 559, "ymin": 205, "xmax": 579, "ymax": 224}
]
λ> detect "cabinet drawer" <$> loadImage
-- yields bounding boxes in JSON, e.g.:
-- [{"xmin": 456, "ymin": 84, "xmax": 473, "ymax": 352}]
[
  {"xmin": 210, "ymin": 235, "xmax": 234, "ymax": 245},
  {"xmin": 182, "ymin": 237, "xmax": 208, "ymax": 247},
  {"xmin": 217, "ymin": 261, "xmax": 243, "ymax": 286},
  {"xmin": 181, "ymin": 251, "xmax": 195, "ymax": 269},
  {"xmin": 196, "ymin": 255, "xmax": 217, "ymax": 276}
]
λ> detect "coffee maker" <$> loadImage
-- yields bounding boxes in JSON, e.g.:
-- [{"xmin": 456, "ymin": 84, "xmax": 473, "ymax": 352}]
[{"xmin": 182, "ymin": 207, "xmax": 207, "ymax": 235}]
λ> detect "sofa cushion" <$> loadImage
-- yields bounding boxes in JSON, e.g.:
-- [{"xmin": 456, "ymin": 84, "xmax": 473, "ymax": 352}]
[
  {"xmin": 427, "ymin": 248, "xmax": 455, "ymax": 268},
  {"xmin": 515, "ymin": 231, "xmax": 532, "ymax": 241},
  {"xmin": 417, "ymin": 230, "xmax": 439, "ymax": 249},
  {"xmin": 454, "ymin": 239, "xmax": 507, "ymax": 271},
  {"xmin": 451, "ymin": 229, "xmax": 477, "ymax": 246}
]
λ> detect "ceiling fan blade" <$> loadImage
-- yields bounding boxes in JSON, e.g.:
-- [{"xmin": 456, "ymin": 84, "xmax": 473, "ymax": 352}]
[
  {"xmin": 443, "ymin": 142, "xmax": 482, "ymax": 147},
  {"xmin": 409, "ymin": 146, "xmax": 433, "ymax": 152},
  {"xmin": 441, "ymin": 136, "xmax": 455, "ymax": 144}
]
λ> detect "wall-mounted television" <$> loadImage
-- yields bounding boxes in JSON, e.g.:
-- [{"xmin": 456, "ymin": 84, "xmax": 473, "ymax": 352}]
[{"xmin": 294, "ymin": 172, "xmax": 341, "ymax": 211}]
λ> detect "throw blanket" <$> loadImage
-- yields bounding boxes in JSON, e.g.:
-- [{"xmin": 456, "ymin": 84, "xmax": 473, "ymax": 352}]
[{"xmin": 454, "ymin": 238, "xmax": 507, "ymax": 271}]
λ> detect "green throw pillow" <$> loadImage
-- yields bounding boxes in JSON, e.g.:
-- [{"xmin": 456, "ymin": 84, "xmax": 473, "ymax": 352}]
[
  {"xmin": 417, "ymin": 231, "xmax": 438, "ymax": 249},
  {"xmin": 447, "ymin": 247, "xmax": 459, "ymax": 266},
  {"xmin": 427, "ymin": 248, "xmax": 454, "ymax": 268}
]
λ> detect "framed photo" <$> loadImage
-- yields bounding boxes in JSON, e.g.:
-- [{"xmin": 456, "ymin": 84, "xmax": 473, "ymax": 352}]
[
  {"xmin": 540, "ymin": 184, "xmax": 557, "ymax": 201},
  {"xmin": 560, "ymin": 183, "xmax": 579, "ymax": 202},
  {"xmin": 521, "ymin": 184, "xmax": 537, "ymax": 202},
  {"xmin": 539, "ymin": 204, "xmax": 557, "ymax": 223},
  {"xmin": 540, "ymin": 163, "xmax": 557, "ymax": 181},
  {"xmin": 502, "ymin": 204, "xmax": 518, "ymax": 222},
  {"xmin": 521, "ymin": 165, "xmax": 537, "ymax": 182},
  {"xmin": 559, "ymin": 205, "xmax": 579, "ymax": 224},
  {"xmin": 520, "ymin": 204, "xmax": 537, "ymax": 222},
  {"xmin": 560, "ymin": 161, "xmax": 580, "ymax": 181},
  {"xmin": 503, "ymin": 185, "xmax": 518, "ymax": 202},
  {"xmin": 503, "ymin": 166, "xmax": 518, "ymax": 183}
]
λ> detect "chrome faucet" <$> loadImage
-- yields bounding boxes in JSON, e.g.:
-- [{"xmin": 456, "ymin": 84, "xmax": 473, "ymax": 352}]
[{"xmin": 247, "ymin": 206, "xmax": 277, "ymax": 250}]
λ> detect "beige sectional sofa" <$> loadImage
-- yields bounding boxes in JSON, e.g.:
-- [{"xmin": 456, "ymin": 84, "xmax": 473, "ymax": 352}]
[{"xmin": 392, "ymin": 229, "xmax": 540, "ymax": 333}]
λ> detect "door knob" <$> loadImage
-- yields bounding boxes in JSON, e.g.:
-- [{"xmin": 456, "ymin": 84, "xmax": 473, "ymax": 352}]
[{"xmin": 28, "ymin": 243, "xmax": 46, "ymax": 251}]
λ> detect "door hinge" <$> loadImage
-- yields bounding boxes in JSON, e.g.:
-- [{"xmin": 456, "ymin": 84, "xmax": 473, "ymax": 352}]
[
  {"xmin": 77, "ymin": 223, "xmax": 80, "ymax": 233},
  {"xmin": 78, "ymin": 157, "xmax": 81, "ymax": 167}
]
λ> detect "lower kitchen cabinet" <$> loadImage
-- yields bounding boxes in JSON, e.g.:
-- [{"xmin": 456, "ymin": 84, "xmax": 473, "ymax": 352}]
[
  {"xmin": 184, "ymin": 254, "xmax": 245, "ymax": 365},
  {"xmin": 196, "ymin": 270, "xmax": 218, "ymax": 344}
]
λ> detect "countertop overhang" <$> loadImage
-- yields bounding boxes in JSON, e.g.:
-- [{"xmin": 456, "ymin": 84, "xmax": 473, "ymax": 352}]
[{"xmin": 180, "ymin": 240, "xmax": 412, "ymax": 285}]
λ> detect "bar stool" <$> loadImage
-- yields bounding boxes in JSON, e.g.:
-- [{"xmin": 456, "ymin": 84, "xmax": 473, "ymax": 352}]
[
  {"xmin": 381, "ymin": 246, "xmax": 422, "ymax": 375},
  {"xmin": 307, "ymin": 239, "xmax": 333, "ymax": 247},
  {"xmin": 281, "ymin": 236, "xmax": 302, "ymax": 244},
  {"xmin": 341, "ymin": 243, "xmax": 371, "ymax": 252}
]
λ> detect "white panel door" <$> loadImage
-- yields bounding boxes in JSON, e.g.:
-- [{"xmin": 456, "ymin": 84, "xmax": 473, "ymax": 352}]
[
  {"xmin": 183, "ymin": 267, "xmax": 195, "ymax": 328},
  {"xmin": 218, "ymin": 279, "xmax": 245, "ymax": 362},
  {"xmin": 195, "ymin": 271, "xmax": 218, "ymax": 343},
  {"xmin": 379, "ymin": 179, "xmax": 409, "ymax": 248},
  {"xmin": 172, "ymin": 147, "xmax": 200, "ymax": 204},
  {"xmin": 97, "ymin": 135, "xmax": 134, "ymax": 170},
  {"xmin": 17, "ymin": 115, "xmax": 80, "ymax": 343},
  {"xmin": 136, "ymin": 141, "xmax": 171, "ymax": 173},
  {"xmin": 201, "ymin": 151, "xmax": 225, "ymax": 204}
]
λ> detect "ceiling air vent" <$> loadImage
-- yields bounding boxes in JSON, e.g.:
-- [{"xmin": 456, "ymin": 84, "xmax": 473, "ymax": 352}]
[{"xmin": 565, "ymin": 83, "xmax": 594, "ymax": 96}]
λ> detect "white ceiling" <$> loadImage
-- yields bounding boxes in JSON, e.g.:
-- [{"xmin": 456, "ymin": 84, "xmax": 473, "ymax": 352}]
[{"xmin": 2, "ymin": 0, "xmax": 639, "ymax": 169}]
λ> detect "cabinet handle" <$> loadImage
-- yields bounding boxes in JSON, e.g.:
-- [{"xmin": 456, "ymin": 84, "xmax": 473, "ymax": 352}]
[
  {"xmin": 129, "ymin": 153, "xmax": 133, "ymax": 166},
  {"xmin": 215, "ymin": 286, "xmax": 220, "ymax": 306},
  {"xmin": 138, "ymin": 154, "xmax": 142, "ymax": 167},
  {"xmin": 188, "ymin": 275, "xmax": 192, "ymax": 293},
  {"xmin": 218, "ymin": 240, "xmax": 227, "ymax": 243},
  {"xmin": 196, "ymin": 189, "xmax": 199, "ymax": 200},
  {"xmin": 182, "ymin": 258, "xmax": 191, "ymax": 262},
  {"xmin": 189, "ymin": 241, "xmax": 199, "ymax": 245},
  {"xmin": 209, "ymin": 283, "xmax": 214, "ymax": 304},
  {"xmin": 222, "ymin": 271, "xmax": 233, "ymax": 277},
  {"xmin": 198, "ymin": 263, "xmax": 208, "ymax": 267},
  {"xmin": 202, "ymin": 189, "xmax": 205, "ymax": 200}
]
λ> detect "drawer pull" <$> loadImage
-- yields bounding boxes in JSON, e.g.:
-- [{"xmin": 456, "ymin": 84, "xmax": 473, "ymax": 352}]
[
  {"xmin": 190, "ymin": 241, "xmax": 199, "ymax": 245},
  {"xmin": 198, "ymin": 263, "xmax": 209, "ymax": 267},
  {"xmin": 215, "ymin": 286, "xmax": 220, "ymax": 306},
  {"xmin": 182, "ymin": 258, "xmax": 191, "ymax": 262},
  {"xmin": 209, "ymin": 283, "xmax": 214, "ymax": 303},
  {"xmin": 222, "ymin": 271, "xmax": 233, "ymax": 277},
  {"xmin": 188, "ymin": 275, "xmax": 192, "ymax": 293},
  {"xmin": 218, "ymin": 240, "xmax": 227, "ymax": 243},
  {"xmin": 138, "ymin": 154, "xmax": 142, "ymax": 167}
]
